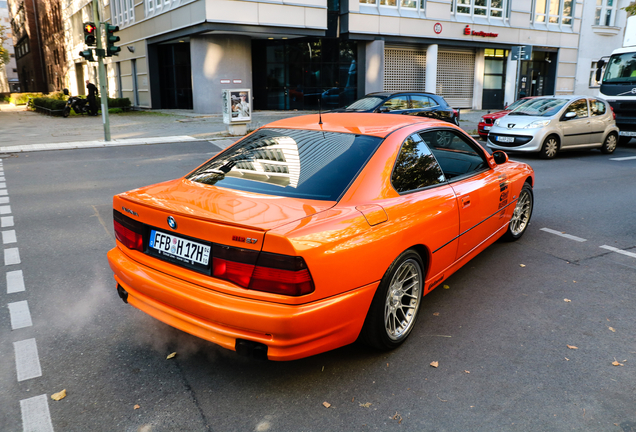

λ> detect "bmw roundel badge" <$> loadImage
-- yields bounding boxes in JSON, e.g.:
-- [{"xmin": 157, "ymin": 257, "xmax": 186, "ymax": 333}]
[{"xmin": 167, "ymin": 216, "xmax": 177, "ymax": 230}]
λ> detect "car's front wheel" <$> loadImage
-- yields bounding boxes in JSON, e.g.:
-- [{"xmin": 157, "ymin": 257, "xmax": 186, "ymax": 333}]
[
  {"xmin": 539, "ymin": 135, "xmax": 559, "ymax": 159},
  {"xmin": 501, "ymin": 183, "xmax": 534, "ymax": 242},
  {"xmin": 601, "ymin": 133, "xmax": 618, "ymax": 154},
  {"xmin": 360, "ymin": 250, "xmax": 424, "ymax": 350}
]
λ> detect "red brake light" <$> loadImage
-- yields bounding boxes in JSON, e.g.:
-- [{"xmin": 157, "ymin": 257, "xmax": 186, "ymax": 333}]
[
  {"xmin": 113, "ymin": 210, "xmax": 144, "ymax": 252},
  {"xmin": 610, "ymin": 106, "xmax": 616, "ymax": 120}
]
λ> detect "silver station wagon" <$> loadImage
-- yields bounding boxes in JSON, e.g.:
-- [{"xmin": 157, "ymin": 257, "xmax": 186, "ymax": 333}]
[{"xmin": 487, "ymin": 96, "xmax": 619, "ymax": 159}]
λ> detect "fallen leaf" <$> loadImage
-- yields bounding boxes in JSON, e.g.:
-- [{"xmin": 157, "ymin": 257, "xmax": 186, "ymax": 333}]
[
  {"xmin": 359, "ymin": 402, "xmax": 372, "ymax": 408},
  {"xmin": 519, "ymin": 264, "xmax": 526, "ymax": 267},
  {"xmin": 323, "ymin": 401, "xmax": 331, "ymax": 408},
  {"xmin": 567, "ymin": 345, "xmax": 578, "ymax": 350},
  {"xmin": 464, "ymin": 370, "xmax": 470, "ymax": 374},
  {"xmin": 134, "ymin": 404, "xmax": 140, "ymax": 410},
  {"xmin": 443, "ymin": 284, "xmax": 450, "ymax": 289},
  {"xmin": 430, "ymin": 361, "xmax": 439, "ymax": 368},
  {"xmin": 352, "ymin": 397, "xmax": 354, "ymax": 402},
  {"xmin": 565, "ymin": 357, "xmax": 569, "ymax": 361},
  {"xmin": 386, "ymin": 363, "xmax": 389, "ymax": 367},
  {"xmin": 433, "ymin": 312, "xmax": 440, "ymax": 316},
  {"xmin": 609, "ymin": 327, "xmax": 616, "ymax": 332},
  {"xmin": 51, "ymin": 389, "xmax": 66, "ymax": 401},
  {"xmin": 564, "ymin": 299, "xmax": 571, "ymax": 302},
  {"xmin": 612, "ymin": 358, "xmax": 624, "ymax": 367},
  {"xmin": 166, "ymin": 352, "xmax": 177, "ymax": 360},
  {"xmin": 392, "ymin": 412, "xmax": 403, "ymax": 424}
]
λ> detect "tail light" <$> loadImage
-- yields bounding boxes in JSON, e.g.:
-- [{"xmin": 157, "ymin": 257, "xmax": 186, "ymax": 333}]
[
  {"xmin": 453, "ymin": 109, "xmax": 460, "ymax": 121},
  {"xmin": 610, "ymin": 106, "xmax": 616, "ymax": 120},
  {"xmin": 212, "ymin": 245, "xmax": 314, "ymax": 296},
  {"xmin": 113, "ymin": 210, "xmax": 144, "ymax": 252}
]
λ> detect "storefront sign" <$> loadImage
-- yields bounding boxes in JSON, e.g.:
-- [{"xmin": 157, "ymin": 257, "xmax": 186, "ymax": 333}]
[
  {"xmin": 463, "ymin": 25, "xmax": 498, "ymax": 38},
  {"xmin": 434, "ymin": 23, "xmax": 443, "ymax": 34}
]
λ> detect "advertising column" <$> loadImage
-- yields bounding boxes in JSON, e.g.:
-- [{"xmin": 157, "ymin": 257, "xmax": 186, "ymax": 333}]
[{"xmin": 223, "ymin": 89, "xmax": 252, "ymax": 135}]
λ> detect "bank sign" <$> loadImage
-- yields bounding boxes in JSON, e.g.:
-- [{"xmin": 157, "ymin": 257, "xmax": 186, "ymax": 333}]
[{"xmin": 463, "ymin": 25, "xmax": 498, "ymax": 37}]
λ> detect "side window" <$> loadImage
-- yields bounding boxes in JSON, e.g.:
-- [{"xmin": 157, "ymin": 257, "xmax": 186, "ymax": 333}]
[
  {"xmin": 564, "ymin": 99, "xmax": 589, "ymax": 118},
  {"xmin": 420, "ymin": 129, "xmax": 488, "ymax": 180},
  {"xmin": 590, "ymin": 99, "xmax": 607, "ymax": 116},
  {"xmin": 381, "ymin": 96, "xmax": 409, "ymax": 111},
  {"xmin": 410, "ymin": 95, "xmax": 435, "ymax": 109},
  {"xmin": 391, "ymin": 134, "xmax": 446, "ymax": 193}
]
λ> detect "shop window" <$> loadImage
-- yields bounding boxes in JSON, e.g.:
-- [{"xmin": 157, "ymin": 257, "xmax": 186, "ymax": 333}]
[
  {"xmin": 453, "ymin": 0, "xmax": 505, "ymax": 18},
  {"xmin": 595, "ymin": 0, "xmax": 616, "ymax": 26},
  {"xmin": 534, "ymin": 0, "xmax": 574, "ymax": 26}
]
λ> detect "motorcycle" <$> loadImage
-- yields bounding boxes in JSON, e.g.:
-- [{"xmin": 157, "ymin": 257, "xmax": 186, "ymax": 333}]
[{"xmin": 62, "ymin": 88, "xmax": 93, "ymax": 117}]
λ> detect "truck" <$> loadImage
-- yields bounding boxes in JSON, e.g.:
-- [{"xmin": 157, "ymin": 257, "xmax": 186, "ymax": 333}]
[{"xmin": 596, "ymin": 15, "xmax": 636, "ymax": 145}]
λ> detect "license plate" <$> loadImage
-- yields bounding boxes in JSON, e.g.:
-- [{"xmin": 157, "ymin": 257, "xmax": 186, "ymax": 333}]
[
  {"xmin": 483, "ymin": 126, "xmax": 491, "ymax": 131},
  {"xmin": 619, "ymin": 131, "xmax": 636, "ymax": 137},
  {"xmin": 149, "ymin": 230, "xmax": 211, "ymax": 266},
  {"xmin": 496, "ymin": 136, "xmax": 515, "ymax": 143}
]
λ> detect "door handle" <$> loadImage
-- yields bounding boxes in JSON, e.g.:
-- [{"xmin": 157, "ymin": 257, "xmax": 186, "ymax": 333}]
[{"xmin": 461, "ymin": 196, "xmax": 471, "ymax": 208}]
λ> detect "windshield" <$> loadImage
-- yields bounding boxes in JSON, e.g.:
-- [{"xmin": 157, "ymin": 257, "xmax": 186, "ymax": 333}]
[
  {"xmin": 603, "ymin": 53, "xmax": 636, "ymax": 84},
  {"xmin": 345, "ymin": 97, "xmax": 385, "ymax": 111},
  {"xmin": 508, "ymin": 98, "xmax": 567, "ymax": 117},
  {"xmin": 187, "ymin": 129, "xmax": 383, "ymax": 201},
  {"xmin": 506, "ymin": 98, "xmax": 532, "ymax": 111}
]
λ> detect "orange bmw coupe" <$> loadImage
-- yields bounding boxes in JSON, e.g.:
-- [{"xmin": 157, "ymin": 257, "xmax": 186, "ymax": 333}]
[{"xmin": 108, "ymin": 113, "xmax": 534, "ymax": 361}]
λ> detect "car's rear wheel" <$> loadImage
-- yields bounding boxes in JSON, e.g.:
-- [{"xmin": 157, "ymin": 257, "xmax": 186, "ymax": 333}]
[
  {"xmin": 539, "ymin": 135, "xmax": 559, "ymax": 159},
  {"xmin": 501, "ymin": 183, "xmax": 533, "ymax": 242},
  {"xmin": 601, "ymin": 133, "xmax": 618, "ymax": 154},
  {"xmin": 360, "ymin": 250, "xmax": 424, "ymax": 350}
]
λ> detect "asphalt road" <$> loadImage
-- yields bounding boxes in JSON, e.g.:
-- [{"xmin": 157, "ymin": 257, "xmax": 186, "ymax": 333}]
[{"xmin": 0, "ymin": 141, "xmax": 635, "ymax": 432}]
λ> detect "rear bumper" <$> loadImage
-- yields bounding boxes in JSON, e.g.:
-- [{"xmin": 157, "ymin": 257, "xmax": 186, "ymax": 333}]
[{"xmin": 107, "ymin": 247, "xmax": 378, "ymax": 361}]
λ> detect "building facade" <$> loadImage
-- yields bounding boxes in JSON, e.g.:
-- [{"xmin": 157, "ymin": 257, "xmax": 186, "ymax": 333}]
[
  {"xmin": 7, "ymin": 0, "xmax": 47, "ymax": 92},
  {"xmin": 573, "ymin": 0, "xmax": 628, "ymax": 96},
  {"xmin": 1, "ymin": 0, "xmax": 20, "ymax": 92}
]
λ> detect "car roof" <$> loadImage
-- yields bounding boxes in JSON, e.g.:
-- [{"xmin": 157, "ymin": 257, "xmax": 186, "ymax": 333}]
[
  {"xmin": 365, "ymin": 91, "xmax": 438, "ymax": 97},
  {"xmin": 263, "ymin": 113, "xmax": 445, "ymax": 138},
  {"xmin": 528, "ymin": 95, "xmax": 607, "ymax": 101}
]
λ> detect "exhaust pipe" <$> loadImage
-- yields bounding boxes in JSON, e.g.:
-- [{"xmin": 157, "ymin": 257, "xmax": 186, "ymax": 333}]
[
  {"xmin": 117, "ymin": 284, "xmax": 128, "ymax": 304},
  {"xmin": 235, "ymin": 339, "xmax": 268, "ymax": 360}
]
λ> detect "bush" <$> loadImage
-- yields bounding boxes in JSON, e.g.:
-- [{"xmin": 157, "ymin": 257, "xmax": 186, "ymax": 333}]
[
  {"xmin": 108, "ymin": 108, "xmax": 124, "ymax": 114},
  {"xmin": 10, "ymin": 92, "xmax": 44, "ymax": 105},
  {"xmin": 107, "ymin": 97, "xmax": 131, "ymax": 109},
  {"xmin": 31, "ymin": 97, "xmax": 67, "ymax": 116}
]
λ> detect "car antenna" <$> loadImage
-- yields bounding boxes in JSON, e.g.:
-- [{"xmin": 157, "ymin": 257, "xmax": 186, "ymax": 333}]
[{"xmin": 318, "ymin": 98, "xmax": 323, "ymax": 125}]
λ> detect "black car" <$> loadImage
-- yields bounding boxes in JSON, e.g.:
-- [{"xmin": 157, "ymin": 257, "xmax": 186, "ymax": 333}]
[{"xmin": 330, "ymin": 92, "xmax": 460, "ymax": 125}]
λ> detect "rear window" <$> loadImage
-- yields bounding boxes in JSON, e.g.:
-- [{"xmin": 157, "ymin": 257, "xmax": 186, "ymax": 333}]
[
  {"xmin": 346, "ymin": 97, "xmax": 384, "ymax": 111},
  {"xmin": 187, "ymin": 128, "xmax": 383, "ymax": 201}
]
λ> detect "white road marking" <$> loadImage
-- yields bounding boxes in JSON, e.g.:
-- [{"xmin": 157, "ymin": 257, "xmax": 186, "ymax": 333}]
[
  {"xmin": 0, "ymin": 182, "xmax": 6, "ymax": 188},
  {"xmin": 540, "ymin": 228, "xmax": 587, "ymax": 242},
  {"xmin": 20, "ymin": 395, "xmax": 54, "ymax": 432},
  {"xmin": 4, "ymin": 247, "xmax": 21, "ymax": 265},
  {"xmin": 0, "ymin": 177, "xmax": 5, "ymax": 181},
  {"xmin": 1, "ymin": 215, "xmax": 14, "ymax": 227},
  {"xmin": 0, "ymin": 196, "xmax": 9, "ymax": 204},
  {"xmin": 7, "ymin": 269, "xmax": 25, "ymax": 293},
  {"xmin": 0, "ymin": 189, "xmax": 8, "ymax": 196},
  {"xmin": 609, "ymin": 155, "xmax": 636, "ymax": 161},
  {"xmin": 14, "ymin": 338, "xmax": 42, "ymax": 381},
  {"xmin": 0, "ymin": 205, "xmax": 12, "ymax": 215},
  {"xmin": 8, "ymin": 301, "xmax": 33, "ymax": 329},
  {"xmin": 600, "ymin": 245, "xmax": 636, "ymax": 259},
  {"xmin": 3, "ymin": 229, "xmax": 17, "ymax": 244}
]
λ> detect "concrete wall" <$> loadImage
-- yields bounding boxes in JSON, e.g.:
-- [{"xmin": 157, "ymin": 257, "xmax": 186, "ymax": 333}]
[
  {"xmin": 191, "ymin": 35, "xmax": 252, "ymax": 114},
  {"xmin": 364, "ymin": 40, "xmax": 384, "ymax": 94}
]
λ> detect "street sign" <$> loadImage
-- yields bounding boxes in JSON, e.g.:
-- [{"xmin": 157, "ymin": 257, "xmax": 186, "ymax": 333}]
[{"xmin": 511, "ymin": 45, "xmax": 532, "ymax": 61}]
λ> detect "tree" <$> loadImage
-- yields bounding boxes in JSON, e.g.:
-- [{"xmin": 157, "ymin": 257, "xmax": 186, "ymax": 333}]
[
  {"xmin": 624, "ymin": 2, "xmax": 636, "ymax": 16},
  {"xmin": 0, "ymin": 25, "xmax": 10, "ymax": 67}
]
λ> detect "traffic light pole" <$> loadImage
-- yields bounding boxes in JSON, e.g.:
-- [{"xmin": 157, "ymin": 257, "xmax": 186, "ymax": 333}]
[{"xmin": 92, "ymin": 0, "xmax": 111, "ymax": 141}]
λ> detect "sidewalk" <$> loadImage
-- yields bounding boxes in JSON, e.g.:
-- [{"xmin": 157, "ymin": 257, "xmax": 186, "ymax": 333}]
[{"xmin": 0, "ymin": 103, "xmax": 488, "ymax": 153}]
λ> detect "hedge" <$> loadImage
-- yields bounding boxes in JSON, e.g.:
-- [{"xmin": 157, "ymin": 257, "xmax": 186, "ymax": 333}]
[
  {"xmin": 10, "ymin": 92, "xmax": 44, "ymax": 105},
  {"xmin": 108, "ymin": 97, "xmax": 131, "ymax": 109},
  {"xmin": 31, "ymin": 97, "xmax": 67, "ymax": 115}
]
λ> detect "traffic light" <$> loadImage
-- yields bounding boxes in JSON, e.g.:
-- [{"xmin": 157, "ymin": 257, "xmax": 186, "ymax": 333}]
[
  {"xmin": 106, "ymin": 25, "xmax": 121, "ymax": 56},
  {"xmin": 79, "ymin": 49, "xmax": 95, "ymax": 62},
  {"xmin": 83, "ymin": 22, "xmax": 97, "ymax": 46}
]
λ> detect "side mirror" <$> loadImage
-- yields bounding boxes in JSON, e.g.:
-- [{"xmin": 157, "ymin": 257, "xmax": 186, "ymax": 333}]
[
  {"xmin": 595, "ymin": 59, "xmax": 606, "ymax": 82},
  {"xmin": 63, "ymin": 88, "xmax": 69, "ymax": 96},
  {"xmin": 492, "ymin": 150, "xmax": 508, "ymax": 165},
  {"xmin": 564, "ymin": 111, "xmax": 577, "ymax": 120},
  {"xmin": 377, "ymin": 106, "xmax": 390, "ymax": 113}
]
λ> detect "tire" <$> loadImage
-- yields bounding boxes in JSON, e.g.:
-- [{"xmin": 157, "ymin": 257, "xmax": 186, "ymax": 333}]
[
  {"xmin": 539, "ymin": 135, "xmax": 559, "ymax": 159},
  {"xmin": 601, "ymin": 133, "xmax": 618, "ymax": 154},
  {"xmin": 435, "ymin": 131, "xmax": 453, "ymax": 147},
  {"xmin": 360, "ymin": 250, "xmax": 424, "ymax": 350},
  {"xmin": 62, "ymin": 106, "xmax": 70, "ymax": 118},
  {"xmin": 501, "ymin": 183, "xmax": 534, "ymax": 242},
  {"xmin": 618, "ymin": 136, "xmax": 632, "ymax": 146}
]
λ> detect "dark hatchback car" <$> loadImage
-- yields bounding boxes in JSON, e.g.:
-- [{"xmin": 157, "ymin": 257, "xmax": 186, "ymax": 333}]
[{"xmin": 330, "ymin": 92, "xmax": 460, "ymax": 125}]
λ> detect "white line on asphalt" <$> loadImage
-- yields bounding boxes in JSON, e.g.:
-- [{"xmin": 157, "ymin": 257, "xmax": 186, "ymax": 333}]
[
  {"xmin": 7, "ymin": 269, "xmax": 25, "ymax": 293},
  {"xmin": 0, "ymin": 177, "xmax": 5, "ymax": 182},
  {"xmin": 0, "ymin": 196, "xmax": 9, "ymax": 204},
  {"xmin": 8, "ymin": 301, "xmax": 33, "ymax": 329},
  {"xmin": 2, "ymin": 229, "xmax": 17, "ymax": 244},
  {"xmin": 600, "ymin": 245, "xmax": 636, "ymax": 259},
  {"xmin": 1, "ymin": 215, "xmax": 14, "ymax": 227},
  {"xmin": 20, "ymin": 395, "xmax": 54, "ymax": 432},
  {"xmin": 540, "ymin": 228, "xmax": 587, "ymax": 242},
  {"xmin": 0, "ymin": 189, "xmax": 8, "ymax": 196},
  {"xmin": 0, "ymin": 182, "xmax": 6, "ymax": 188},
  {"xmin": 4, "ymin": 247, "xmax": 21, "ymax": 265},
  {"xmin": 609, "ymin": 156, "xmax": 636, "ymax": 161},
  {"xmin": 0, "ymin": 205, "xmax": 12, "ymax": 215},
  {"xmin": 14, "ymin": 338, "xmax": 42, "ymax": 381}
]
